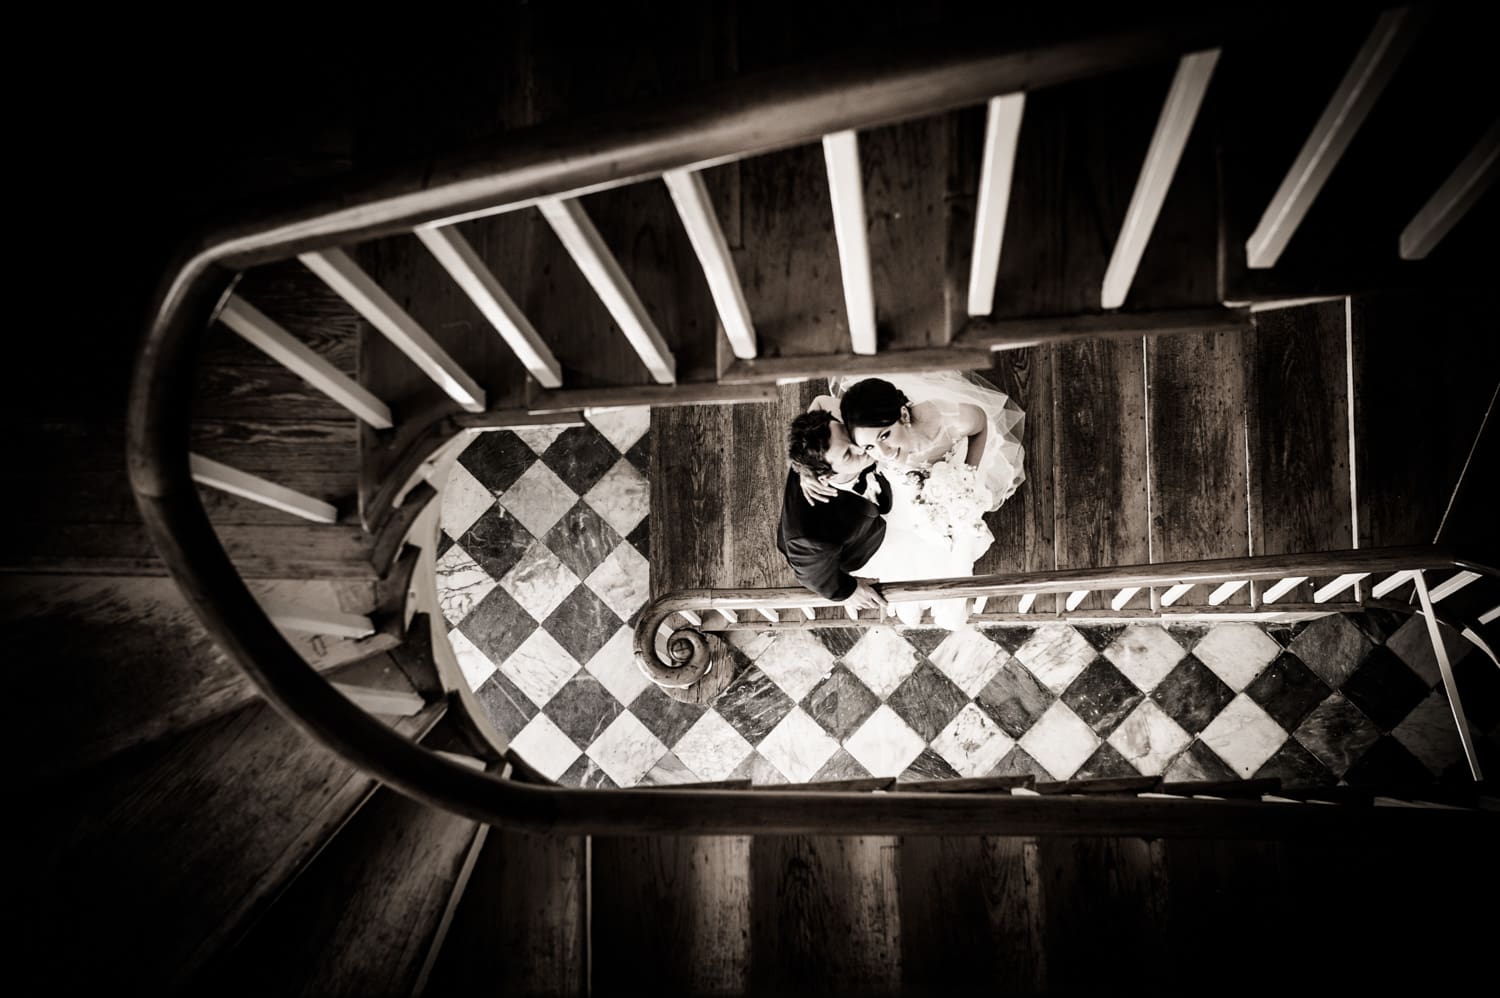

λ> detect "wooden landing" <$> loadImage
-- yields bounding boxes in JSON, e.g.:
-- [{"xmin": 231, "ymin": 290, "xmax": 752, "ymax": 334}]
[{"xmin": 651, "ymin": 292, "xmax": 1494, "ymax": 602}]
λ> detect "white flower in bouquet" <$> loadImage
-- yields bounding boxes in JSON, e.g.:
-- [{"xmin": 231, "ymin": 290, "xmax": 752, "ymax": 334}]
[{"xmin": 903, "ymin": 441, "xmax": 995, "ymax": 561}]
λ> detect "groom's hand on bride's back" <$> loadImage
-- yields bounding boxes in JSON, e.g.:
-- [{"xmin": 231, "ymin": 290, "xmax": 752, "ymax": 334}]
[
  {"xmin": 799, "ymin": 473, "xmax": 839, "ymax": 505},
  {"xmin": 844, "ymin": 579, "xmax": 887, "ymax": 611}
]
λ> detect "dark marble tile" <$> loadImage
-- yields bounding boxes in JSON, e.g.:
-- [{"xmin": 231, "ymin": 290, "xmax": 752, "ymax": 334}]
[
  {"xmin": 541, "ymin": 500, "xmax": 622, "ymax": 580},
  {"xmin": 900, "ymin": 747, "xmax": 961, "ymax": 783},
  {"xmin": 1061, "ymin": 657, "xmax": 1143, "ymax": 737},
  {"xmin": 627, "ymin": 519, "xmax": 649, "ymax": 560},
  {"xmin": 1288, "ymin": 614, "xmax": 1374, "ymax": 690},
  {"xmin": 886, "ymin": 659, "xmax": 969, "ymax": 742},
  {"xmin": 990, "ymin": 744, "xmax": 1052, "ymax": 780},
  {"xmin": 458, "ymin": 504, "xmax": 534, "ymax": 582},
  {"xmin": 542, "ymin": 585, "xmax": 621, "ymax": 664},
  {"xmin": 1342, "ymin": 735, "xmax": 1435, "ymax": 787},
  {"xmin": 474, "ymin": 670, "xmax": 537, "ymax": 741},
  {"xmin": 1077, "ymin": 624, "xmax": 1127, "ymax": 653},
  {"xmin": 815, "ymin": 627, "xmax": 863, "ymax": 659},
  {"xmin": 458, "ymin": 429, "xmax": 536, "ymax": 495},
  {"xmin": 627, "ymin": 684, "xmax": 709, "ymax": 748},
  {"xmin": 813, "ymin": 748, "xmax": 875, "ymax": 782},
  {"xmin": 1074, "ymin": 741, "xmax": 1143, "ymax": 779},
  {"xmin": 541, "ymin": 423, "xmax": 619, "ymax": 496},
  {"xmin": 1292, "ymin": 693, "xmax": 1382, "ymax": 777},
  {"xmin": 556, "ymin": 754, "xmax": 618, "ymax": 789},
  {"xmin": 436, "ymin": 530, "xmax": 455, "ymax": 560},
  {"xmin": 625, "ymin": 432, "xmax": 652, "ymax": 477},
  {"xmin": 728, "ymin": 749, "xmax": 788, "ymax": 785},
  {"xmin": 1253, "ymin": 738, "xmax": 1336, "ymax": 788},
  {"xmin": 1341, "ymin": 645, "xmax": 1430, "ymax": 732},
  {"xmin": 976, "ymin": 659, "xmax": 1056, "ymax": 739},
  {"xmin": 800, "ymin": 664, "xmax": 880, "ymax": 741},
  {"xmin": 1244, "ymin": 651, "xmax": 1332, "ymax": 733},
  {"xmin": 545, "ymin": 673, "xmax": 625, "ymax": 748},
  {"xmin": 1151, "ymin": 654, "xmax": 1235, "ymax": 735},
  {"xmin": 981, "ymin": 625, "xmax": 1035, "ymax": 655},
  {"xmin": 1165, "ymin": 623, "xmax": 1210, "ymax": 652},
  {"xmin": 458, "ymin": 585, "xmax": 535, "ymax": 668},
  {"xmin": 901, "ymin": 629, "xmax": 951, "ymax": 657},
  {"xmin": 1350, "ymin": 608, "xmax": 1407, "ymax": 644},
  {"xmin": 639, "ymin": 750, "xmax": 698, "ymax": 787},
  {"xmin": 1162, "ymin": 739, "xmax": 1238, "ymax": 783},
  {"xmin": 715, "ymin": 665, "xmax": 796, "ymax": 745}
]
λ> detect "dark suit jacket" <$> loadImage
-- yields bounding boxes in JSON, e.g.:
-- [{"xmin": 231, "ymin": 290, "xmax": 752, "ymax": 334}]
[{"xmin": 775, "ymin": 466, "xmax": 892, "ymax": 601}]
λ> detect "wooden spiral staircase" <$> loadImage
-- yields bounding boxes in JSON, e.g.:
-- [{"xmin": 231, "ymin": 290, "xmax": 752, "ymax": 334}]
[{"xmin": 9, "ymin": 5, "xmax": 1499, "ymax": 995}]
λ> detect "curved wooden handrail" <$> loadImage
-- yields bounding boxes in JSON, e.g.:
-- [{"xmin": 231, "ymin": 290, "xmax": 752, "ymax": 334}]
[
  {"xmin": 632, "ymin": 547, "xmax": 1499, "ymax": 686},
  {"xmin": 128, "ymin": 13, "xmax": 1493, "ymax": 836}
]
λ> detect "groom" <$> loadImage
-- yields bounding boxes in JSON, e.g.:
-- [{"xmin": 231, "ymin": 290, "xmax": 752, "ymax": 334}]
[{"xmin": 776, "ymin": 410, "xmax": 890, "ymax": 613}]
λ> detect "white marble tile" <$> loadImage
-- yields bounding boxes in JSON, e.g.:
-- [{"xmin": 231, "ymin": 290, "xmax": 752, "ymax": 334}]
[
  {"xmin": 440, "ymin": 461, "xmax": 498, "ymax": 539},
  {"xmin": 1018, "ymin": 701, "xmax": 1100, "ymax": 780},
  {"xmin": 640, "ymin": 750, "xmax": 698, "ymax": 787},
  {"xmin": 500, "ymin": 461, "xmax": 578, "ymax": 538},
  {"xmin": 447, "ymin": 628, "xmax": 497, "ymax": 691},
  {"xmin": 1392, "ymin": 690, "xmax": 1465, "ymax": 775},
  {"xmin": 842, "ymin": 627, "xmax": 922, "ymax": 699},
  {"xmin": 509, "ymin": 714, "xmax": 581, "ymax": 782},
  {"xmin": 1104, "ymin": 623, "xmax": 1186, "ymax": 692},
  {"xmin": 1107, "ymin": 699, "xmax": 1192, "ymax": 776},
  {"xmin": 587, "ymin": 710, "xmax": 668, "ymax": 787},
  {"xmin": 586, "ymin": 406, "xmax": 651, "ymax": 455},
  {"xmin": 726, "ymin": 627, "xmax": 778, "ymax": 662},
  {"xmin": 932, "ymin": 703, "xmax": 1015, "ymax": 778},
  {"xmin": 500, "ymin": 539, "xmax": 580, "ymax": 623},
  {"xmin": 1013, "ymin": 624, "xmax": 1097, "ymax": 695},
  {"xmin": 759, "ymin": 707, "xmax": 841, "ymax": 783},
  {"xmin": 1193, "ymin": 623, "xmax": 1281, "ymax": 692},
  {"xmin": 1198, "ymin": 693, "xmax": 1287, "ymax": 778},
  {"xmin": 434, "ymin": 543, "xmax": 498, "ymax": 626},
  {"xmin": 1384, "ymin": 615, "xmax": 1468, "ymax": 688},
  {"xmin": 844, "ymin": 705, "xmax": 926, "ymax": 777},
  {"xmin": 583, "ymin": 458, "xmax": 650, "ymax": 538},
  {"xmin": 512, "ymin": 423, "xmax": 571, "ymax": 455},
  {"xmin": 585, "ymin": 541, "xmax": 650, "ymax": 623},
  {"xmin": 928, "ymin": 628, "xmax": 1009, "ymax": 697},
  {"xmin": 673, "ymin": 711, "xmax": 756, "ymax": 782},
  {"xmin": 753, "ymin": 630, "xmax": 837, "ymax": 703},
  {"xmin": 498, "ymin": 628, "xmax": 582, "ymax": 708},
  {"xmin": 585, "ymin": 625, "xmax": 651, "ymax": 709}
]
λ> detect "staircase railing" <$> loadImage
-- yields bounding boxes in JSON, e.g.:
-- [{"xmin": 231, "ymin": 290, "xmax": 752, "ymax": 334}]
[{"xmin": 128, "ymin": 12, "xmax": 1496, "ymax": 836}]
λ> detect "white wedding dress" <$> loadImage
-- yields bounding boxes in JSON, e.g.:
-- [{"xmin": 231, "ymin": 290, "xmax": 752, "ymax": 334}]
[{"xmin": 831, "ymin": 370, "xmax": 1026, "ymax": 628}]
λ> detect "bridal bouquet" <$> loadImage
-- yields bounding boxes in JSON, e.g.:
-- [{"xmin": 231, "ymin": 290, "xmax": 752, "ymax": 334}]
[{"xmin": 904, "ymin": 445, "xmax": 995, "ymax": 562}]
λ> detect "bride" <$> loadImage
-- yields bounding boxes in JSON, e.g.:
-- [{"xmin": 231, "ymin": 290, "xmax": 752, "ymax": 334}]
[{"xmin": 800, "ymin": 369, "xmax": 1026, "ymax": 628}]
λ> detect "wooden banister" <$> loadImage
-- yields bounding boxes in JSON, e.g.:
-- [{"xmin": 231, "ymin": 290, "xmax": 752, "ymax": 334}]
[{"xmin": 128, "ymin": 10, "xmax": 1495, "ymax": 837}]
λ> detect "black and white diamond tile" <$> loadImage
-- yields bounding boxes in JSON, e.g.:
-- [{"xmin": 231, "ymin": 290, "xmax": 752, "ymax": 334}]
[{"xmin": 434, "ymin": 411, "xmax": 1492, "ymax": 789}]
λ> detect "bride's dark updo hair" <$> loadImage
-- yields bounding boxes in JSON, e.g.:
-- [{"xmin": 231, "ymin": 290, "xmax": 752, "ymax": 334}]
[{"xmin": 839, "ymin": 378, "xmax": 909, "ymax": 431}]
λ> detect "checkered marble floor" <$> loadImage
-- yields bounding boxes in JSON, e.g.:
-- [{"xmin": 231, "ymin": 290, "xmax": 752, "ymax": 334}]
[{"xmin": 438, "ymin": 416, "xmax": 1498, "ymax": 789}]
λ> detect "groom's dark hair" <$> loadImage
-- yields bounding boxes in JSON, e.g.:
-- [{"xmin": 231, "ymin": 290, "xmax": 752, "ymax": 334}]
[{"xmin": 788, "ymin": 411, "xmax": 836, "ymax": 478}]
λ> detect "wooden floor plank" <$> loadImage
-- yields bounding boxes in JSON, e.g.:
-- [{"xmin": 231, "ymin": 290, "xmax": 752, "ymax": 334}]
[
  {"xmin": 1032, "ymin": 836, "xmax": 1165, "ymax": 994},
  {"xmin": 1052, "ymin": 338, "xmax": 1150, "ymax": 609},
  {"xmin": 209, "ymin": 776, "xmax": 478, "ymax": 997},
  {"xmin": 991, "ymin": 65, "xmax": 1202, "ymax": 319},
  {"xmin": 1147, "ymin": 328, "xmax": 1250, "ymax": 605},
  {"xmin": 1154, "ymin": 837, "xmax": 1285, "ymax": 993},
  {"xmin": 737, "ymin": 142, "xmax": 852, "ymax": 358},
  {"xmin": 750, "ymin": 835, "xmax": 902, "ymax": 996},
  {"xmin": 861, "ymin": 112, "xmax": 955, "ymax": 350},
  {"xmin": 1247, "ymin": 302, "xmax": 1354, "ymax": 602},
  {"xmin": 899, "ymin": 835, "xmax": 1045, "ymax": 994},
  {"xmin": 1351, "ymin": 290, "xmax": 1500, "ymax": 549},
  {"xmin": 591, "ymin": 836, "xmax": 752, "ymax": 997},
  {"xmin": 977, "ymin": 348, "xmax": 1057, "ymax": 611}
]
